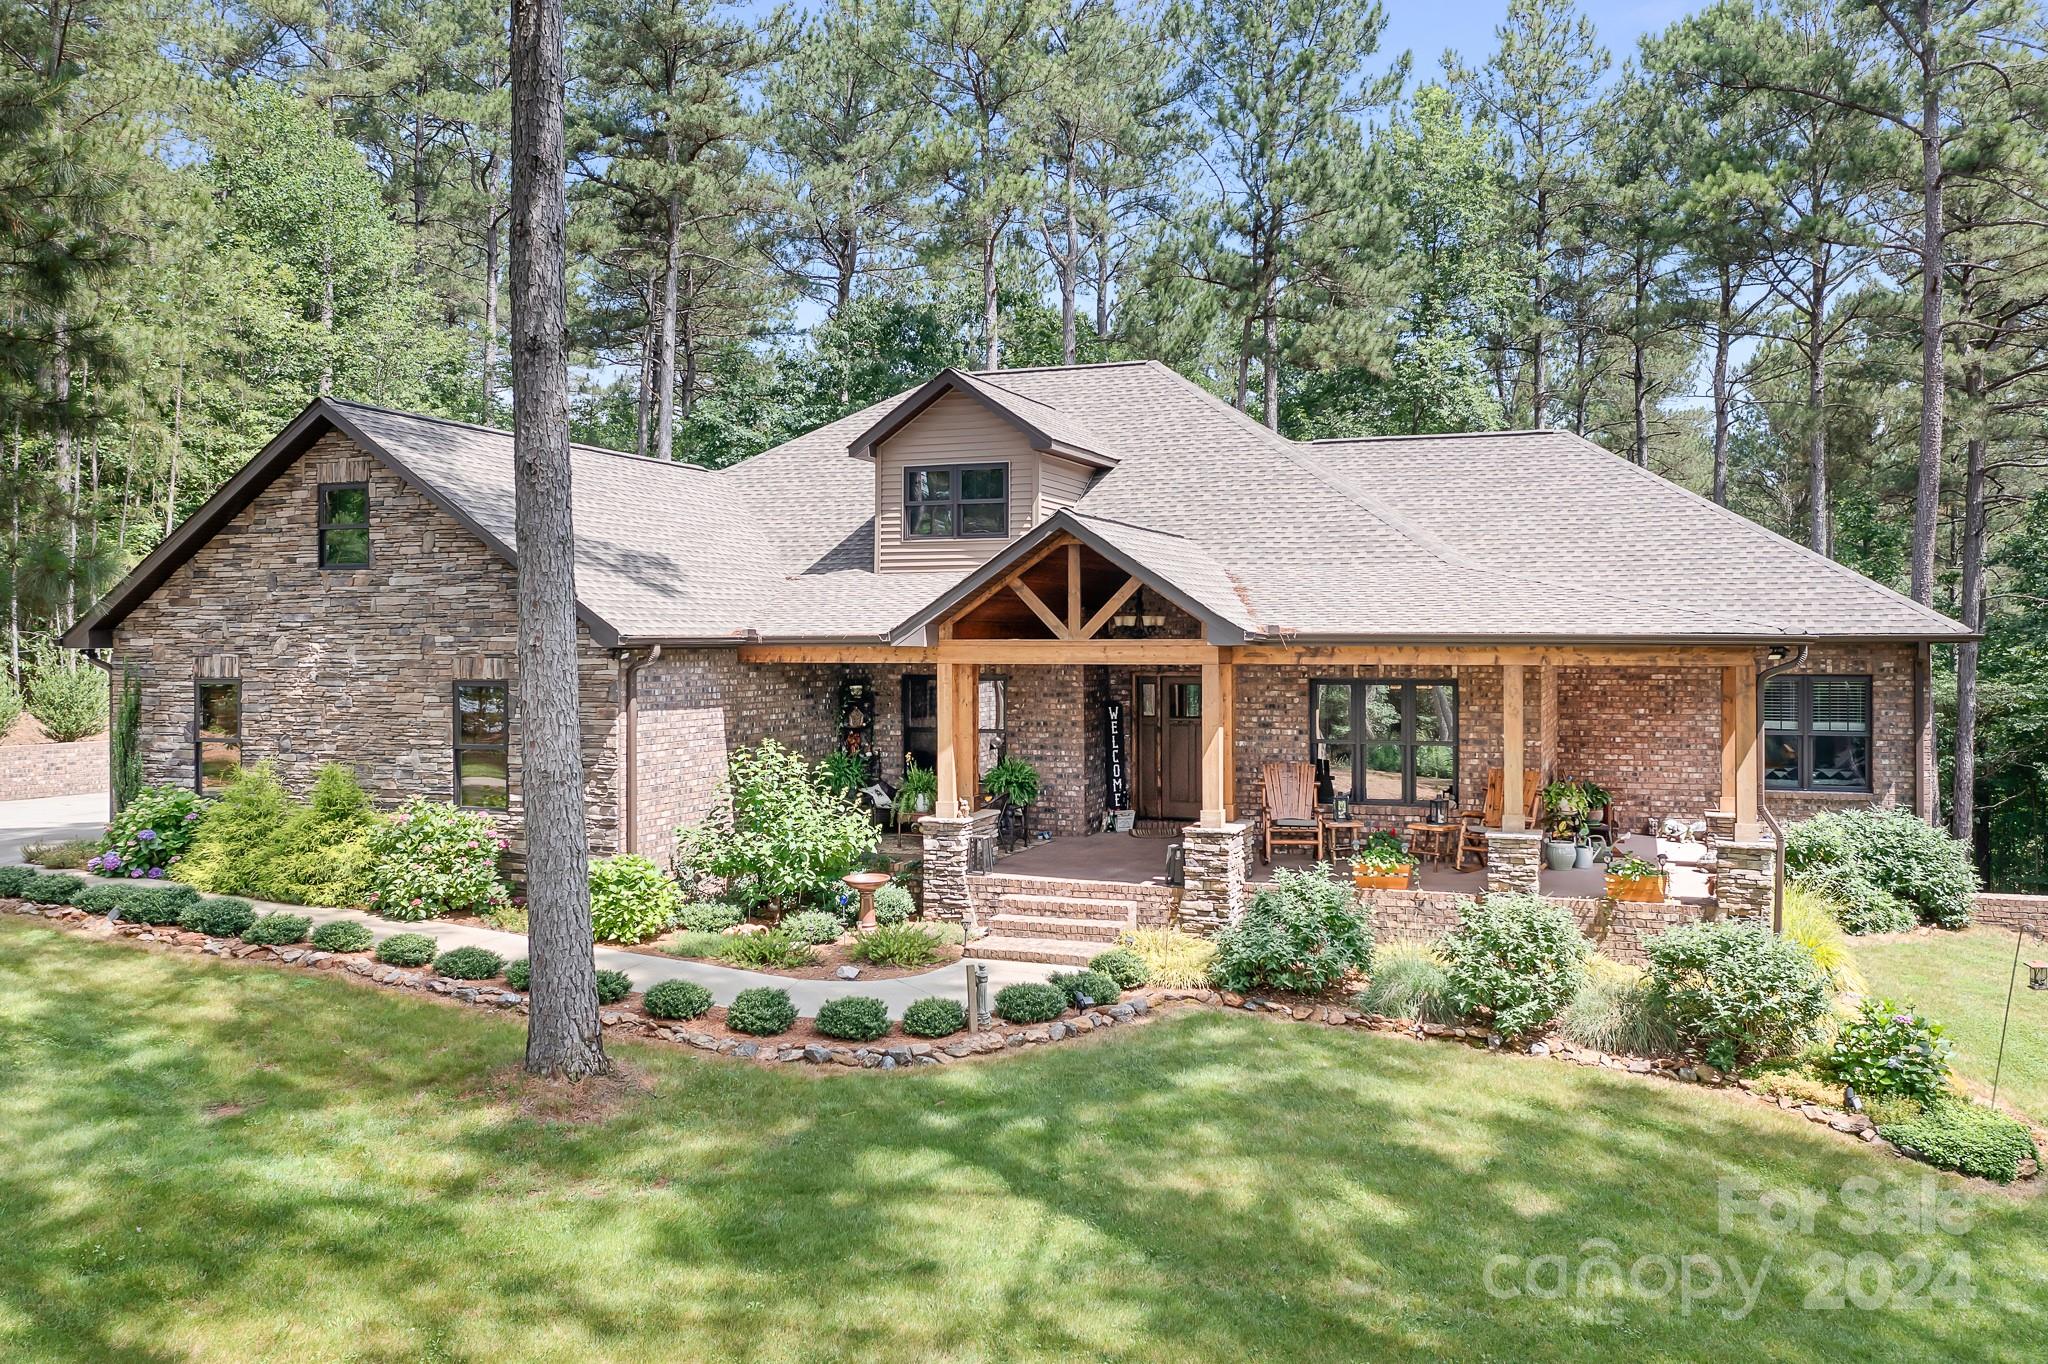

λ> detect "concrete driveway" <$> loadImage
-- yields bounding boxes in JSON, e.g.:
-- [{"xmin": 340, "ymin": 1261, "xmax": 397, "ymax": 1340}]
[{"xmin": 0, "ymin": 789, "xmax": 1054, "ymax": 1009}]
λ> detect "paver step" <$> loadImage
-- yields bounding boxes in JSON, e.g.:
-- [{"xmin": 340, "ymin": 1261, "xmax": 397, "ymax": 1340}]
[
  {"xmin": 964, "ymin": 935, "xmax": 1098, "ymax": 967},
  {"xmin": 986, "ymin": 912, "xmax": 1126, "ymax": 943},
  {"xmin": 997, "ymin": 893, "xmax": 1139, "ymax": 922}
]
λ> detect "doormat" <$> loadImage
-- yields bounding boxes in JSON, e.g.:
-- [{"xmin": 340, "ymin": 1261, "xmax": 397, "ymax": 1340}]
[{"xmin": 1129, "ymin": 820, "xmax": 1182, "ymax": 839}]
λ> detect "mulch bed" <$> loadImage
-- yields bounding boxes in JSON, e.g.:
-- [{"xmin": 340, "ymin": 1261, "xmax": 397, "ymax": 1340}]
[{"xmin": 626, "ymin": 934, "xmax": 965, "ymax": 980}]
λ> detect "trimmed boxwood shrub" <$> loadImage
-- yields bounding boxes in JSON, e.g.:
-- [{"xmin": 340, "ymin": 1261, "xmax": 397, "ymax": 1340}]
[
  {"xmin": 1785, "ymin": 808, "xmax": 1978, "ymax": 929},
  {"xmin": 994, "ymin": 981, "xmax": 1068, "ymax": 1024},
  {"xmin": 815, "ymin": 994, "xmax": 890, "ymax": 1042},
  {"xmin": 726, "ymin": 986, "xmax": 797, "ymax": 1035},
  {"xmin": 310, "ymin": 919, "xmax": 375, "ymax": 953},
  {"xmin": 643, "ymin": 979, "xmax": 714, "ymax": 1020},
  {"xmin": 1880, "ymin": 1099, "xmax": 2041, "ymax": 1184},
  {"xmin": 1436, "ymin": 893, "xmax": 1591, "ymax": 1040},
  {"xmin": 76, "ymin": 882, "xmax": 201, "ymax": 924},
  {"xmin": 433, "ymin": 945, "xmax": 506, "ymax": 979},
  {"xmin": 1645, "ymin": 918, "xmax": 1831, "ymax": 1066},
  {"xmin": 901, "ymin": 996, "xmax": 967, "ymax": 1038},
  {"xmin": 1088, "ymin": 947, "xmax": 1150, "ymax": 990},
  {"xmin": 241, "ymin": 913, "xmax": 312, "ymax": 946},
  {"xmin": 595, "ymin": 969, "xmax": 633, "ymax": 1005},
  {"xmin": 376, "ymin": 932, "xmax": 438, "ymax": 967},
  {"xmin": 504, "ymin": 958, "xmax": 530, "ymax": 990},
  {"xmin": 1048, "ymin": 969, "xmax": 1120, "ymax": 1008},
  {"xmin": 1210, "ymin": 866, "xmax": 1373, "ymax": 993},
  {"xmin": 676, "ymin": 901, "xmax": 743, "ymax": 933},
  {"xmin": 180, "ymin": 897, "xmax": 258, "ymax": 939}
]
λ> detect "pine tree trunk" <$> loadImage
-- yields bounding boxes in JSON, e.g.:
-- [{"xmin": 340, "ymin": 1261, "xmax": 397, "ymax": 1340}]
[
  {"xmin": 7, "ymin": 415, "xmax": 19, "ymax": 679},
  {"xmin": 1261, "ymin": 299, "xmax": 1279, "ymax": 431},
  {"xmin": 1712, "ymin": 267, "xmax": 1733, "ymax": 506},
  {"xmin": 483, "ymin": 207, "xmax": 502, "ymax": 419},
  {"xmin": 982, "ymin": 222, "xmax": 999, "ymax": 370},
  {"xmin": 510, "ymin": 0, "xmax": 607, "ymax": 1081},
  {"xmin": 54, "ymin": 311, "xmax": 75, "ymax": 625},
  {"xmin": 165, "ymin": 371, "xmax": 182, "ymax": 537},
  {"xmin": 1909, "ymin": 19, "xmax": 1944, "ymax": 606},
  {"xmin": 634, "ymin": 307, "xmax": 653, "ymax": 459},
  {"xmin": 1060, "ymin": 162, "xmax": 1077, "ymax": 367},
  {"xmin": 655, "ymin": 178, "xmax": 681, "ymax": 461},
  {"xmin": 1806, "ymin": 259, "xmax": 1828, "ymax": 557},
  {"xmin": 320, "ymin": 243, "xmax": 336, "ymax": 396},
  {"xmin": 1094, "ymin": 244, "xmax": 1110, "ymax": 341},
  {"xmin": 1952, "ymin": 361, "xmax": 1986, "ymax": 844},
  {"xmin": 1530, "ymin": 191, "xmax": 1549, "ymax": 427}
]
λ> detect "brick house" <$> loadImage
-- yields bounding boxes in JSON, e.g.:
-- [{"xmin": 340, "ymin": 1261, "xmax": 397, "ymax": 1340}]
[{"xmin": 63, "ymin": 361, "xmax": 1966, "ymax": 960}]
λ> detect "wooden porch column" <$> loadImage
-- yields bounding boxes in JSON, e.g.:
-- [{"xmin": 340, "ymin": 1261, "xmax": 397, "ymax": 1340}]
[
  {"xmin": 1724, "ymin": 664, "xmax": 1760, "ymax": 838},
  {"xmin": 1501, "ymin": 663, "xmax": 1526, "ymax": 830},
  {"xmin": 935, "ymin": 662, "xmax": 980, "ymax": 817},
  {"xmin": 1200, "ymin": 658, "xmax": 1234, "ymax": 824}
]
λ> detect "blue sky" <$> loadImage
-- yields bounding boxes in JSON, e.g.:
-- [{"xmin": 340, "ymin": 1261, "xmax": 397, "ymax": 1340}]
[{"xmin": 1378, "ymin": 0, "xmax": 1698, "ymax": 78}]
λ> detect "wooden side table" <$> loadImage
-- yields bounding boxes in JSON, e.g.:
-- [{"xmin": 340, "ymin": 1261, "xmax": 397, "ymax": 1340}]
[
  {"xmin": 1320, "ymin": 816, "xmax": 1365, "ymax": 863},
  {"xmin": 1405, "ymin": 821, "xmax": 1457, "ymax": 867}
]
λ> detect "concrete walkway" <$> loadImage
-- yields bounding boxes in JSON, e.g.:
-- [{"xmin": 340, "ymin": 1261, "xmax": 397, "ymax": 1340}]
[{"xmin": 0, "ymin": 790, "xmax": 1056, "ymax": 1010}]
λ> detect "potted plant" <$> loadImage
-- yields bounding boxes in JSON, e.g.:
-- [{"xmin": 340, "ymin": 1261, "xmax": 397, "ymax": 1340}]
[
  {"xmin": 981, "ymin": 756, "xmax": 1041, "ymax": 809},
  {"xmin": 1350, "ymin": 834, "xmax": 1417, "ymax": 891},
  {"xmin": 819, "ymin": 749, "xmax": 868, "ymax": 795},
  {"xmin": 895, "ymin": 758, "xmax": 937, "ymax": 818},
  {"xmin": 1603, "ymin": 852, "xmax": 1667, "ymax": 902},
  {"xmin": 1541, "ymin": 778, "xmax": 1610, "ymax": 870}
]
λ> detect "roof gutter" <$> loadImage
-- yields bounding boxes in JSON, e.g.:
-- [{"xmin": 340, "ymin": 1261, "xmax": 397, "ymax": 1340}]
[
  {"xmin": 1756, "ymin": 643, "xmax": 1810, "ymax": 933},
  {"xmin": 619, "ymin": 644, "xmax": 661, "ymax": 856}
]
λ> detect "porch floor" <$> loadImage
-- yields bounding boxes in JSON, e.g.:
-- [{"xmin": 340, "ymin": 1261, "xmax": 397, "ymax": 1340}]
[{"xmin": 987, "ymin": 830, "xmax": 1713, "ymax": 903}]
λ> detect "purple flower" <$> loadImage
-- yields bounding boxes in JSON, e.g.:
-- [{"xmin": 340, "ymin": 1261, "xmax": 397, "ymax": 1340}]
[
  {"xmin": 128, "ymin": 868, "xmax": 143, "ymax": 879},
  {"xmin": 184, "ymin": 812, "xmax": 199, "ymax": 822},
  {"xmin": 102, "ymin": 852, "xmax": 122, "ymax": 871},
  {"xmin": 86, "ymin": 856, "xmax": 102, "ymax": 872},
  {"xmin": 136, "ymin": 828, "xmax": 156, "ymax": 842},
  {"xmin": 146, "ymin": 867, "xmax": 164, "ymax": 879}
]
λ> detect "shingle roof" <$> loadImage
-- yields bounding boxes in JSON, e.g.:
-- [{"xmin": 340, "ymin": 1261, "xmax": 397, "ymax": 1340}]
[{"xmin": 62, "ymin": 365, "xmax": 1969, "ymax": 650}]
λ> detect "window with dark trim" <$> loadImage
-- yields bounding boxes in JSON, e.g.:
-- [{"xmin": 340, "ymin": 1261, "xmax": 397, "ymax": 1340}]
[
  {"xmin": 318, "ymin": 482, "xmax": 371, "ymax": 567},
  {"xmin": 904, "ymin": 464, "xmax": 1007, "ymax": 539},
  {"xmin": 1765, "ymin": 675, "xmax": 1871, "ymax": 792},
  {"xmin": 900, "ymin": 673, "xmax": 1006, "ymax": 777},
  {"xmin": 1310, "ymin": 678, "xmax": 1457, "ymax": 805},
  {"xmin": 454, "ymin": 680, "xmax": 510, "ymax": 810},
  {"xmin": 194, "ymin": 680, "xmax": 241, "ymax": 793}
]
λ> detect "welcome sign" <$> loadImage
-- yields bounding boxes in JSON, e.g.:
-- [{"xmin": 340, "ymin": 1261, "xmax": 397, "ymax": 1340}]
[{"xmin": 1104, "ymin": 698, "xmax": 1130, "ymax": 813}]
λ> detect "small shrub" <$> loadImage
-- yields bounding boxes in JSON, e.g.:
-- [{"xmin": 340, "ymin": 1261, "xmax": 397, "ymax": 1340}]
[
  {"xmin": 504, "ymin": 958, "xmax": 530, "ymax": 990},
  {"xmin": 25, "ymin": 839, "xmax": 96, "ymax": 869},
  {"xmin": 181, "ymin": 897, "xmax": 259, "ymax": 939},
  {"xmin": 363, "ymin": 798, "xmax": 511, "ymax": 921},
  {"xmin": 994, "ymin": 981, "xmax": 1067, "ymax": 1024},
  {"xmin": 1048, "ymin": 969, "xmax": 1120, "ymax": 1008},
  {"xmin": 673, "ymin": 740, "xmax": 879, "ymax": 914},
  {"xmin": 596, "ymin": 969, "xmax": 633, "ymax": 1004},
  {"xmin": 376, "ymin": 932, "xmax": 438, "ymax": 967},
  {"xmin": 310, "ymin": 919, "xmax": 374, "ymax": 953},
  {"xmin": 1119, "ymin": 928, "xmax": 1216, "ymax": 988},
  {"xmin": 726, "ymin": 985, "xmax": 797, "ymax": 1035},
  {"xmin": 1559, "ymin": 957, "xmax": 1680, "ymax": 1056},
  {"xmin": 1795, "ymin": 863, "xmax": 1915, "ymax": 936},
  {"xmin": 1824, "ymin": 998, "xmax": 1953, "ymax": 1102},
  {"xmin": 75, "ymin": 882, "xmax": 200, "ymax": 924},
  {"xmin": 1351, "ymin": 940, "xmax": 1460, "ymax": 1024},
  {"xmin": 872, "ymin": 883, "xmax": 916, "ymax": 925},
  {"xmin": 643, "ymin": 979, "xmax": 714, "ymax": 1020},
  {"xmin": 849, "ymin": 922, "xmax": 945, "ymax": 968},
  {"xmin": 245, "ymin": 764, "xmax": 383, "ymax": 907},
  {"xmin": 0, "ymin": 865, "xmax": 35, "ymax": 898},
  {"xmin": 0, "ymin": 669, "xmax": 19, "ymax": 739},
  {"xmin": 901, "ymin": 996, "xmax": 967, "ymax": 1038},
  {"xmin": 1784, "ymin": 808, "xmax": 1978, "ymax": 929},
  {"xmin": 25, "ymin": 659, "xmax": 107, "ymax": 741},
  {"xmin": 1088, "ymin": 947, "xmax": 1150, "ymax": 990},
  {"xmin": 1210, "ymin": 866, "xmax": 1373, "ymax": 993},
  {"xmin": 782, "ymin": 909, "xmax": 844, "ymax": 946},
  {"xmin": 676, "ymin": 901, "xmax": 743, "ymax": 933},
  {"xmin": 662, "ymin": 930, "xmax": 734, "ymax": 959},
  {"xmin": 1879, "ymin": 1099, "xmax": 2041, "ymax": 1184},
  {"xmin": 22, "ymin": 872, "xmax": 80, "ymax": 905},
  {"xmin": 588, "ymin": 853, "xmax": 683, "ymax": 943},
  {"xmin": 433, "ymin": 945, "xmax": 506, "ymax": 979},
  {"xmin": 1644, "ymin": 918, "xmax": 1831, "ymax": 1064},
  {"xmin": 815, "ymin": 994, "xmax": 891, "ymax": 1041},
  {"xmin": 241, "ymin": 913, "xmax": 311, "ymax": 945},
  {"xmin": 173, "ymin": 765, "xmax": 293, "ymax": 896},
  {"xmin": 1436, "ymin": 893, "xmax": 1590, "ymax": 1039},
  {"xmin": 93, "ymin": 783, "xmax": 208, "ymax": 876},
  {"xmin": 719, "ymin": 929, "xmax": 817, "ymax": 970}
]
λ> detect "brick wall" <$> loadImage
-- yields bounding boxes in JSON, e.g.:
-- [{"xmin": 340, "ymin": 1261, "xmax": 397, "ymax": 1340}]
[
  {"xmin": 0, "ymin": 738, "xmax": 109, "ymax": 800},
  {"xmin": 1358, "ymin": 887, "xmax": 1716, "ymax": 966},
  {"xmin": 1764, "ymin": 643, "xmax": 1921, "ymax": 823},
  {"xmin": 113, "ymin": 430, "xmax": 623, "ymax": 862},
  {"xmin": 1554, "ymin": 664, "xmax": 1722, "ymax": 832},
  {"xmin": 1973, "ymin": 893, "xmax": 2048, "ymax": 934}
]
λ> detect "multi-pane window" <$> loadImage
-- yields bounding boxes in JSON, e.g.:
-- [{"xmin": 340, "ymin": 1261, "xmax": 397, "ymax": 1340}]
[
  {"xmin": 900, "ymin": 673, "xmax": 1006, "ymax": 776},
  {"xmin": 318, "ymin": 482, "xmax": 371, "ymax": 567},
  {"xmin": 904, "ymin": 464, "xmax": 1007, "ymax": 539},
  {"xmin": 1765, "ymin": 675, "xmax": 1872, "ymax": 792},
  {"xmin": 194, "ymin": 680, "xmax": 241, "ymax": 793},
  {"xmin": 453, "ymin": 681, "xmax": 510, "ymax": 810},
  {"xmin": 1310, "ymin": 679, "xmax": 1457, "ymax": 805}
]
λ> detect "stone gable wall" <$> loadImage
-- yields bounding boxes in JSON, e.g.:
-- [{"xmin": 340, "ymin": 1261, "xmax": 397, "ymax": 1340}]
[{"xmin": 112, "ymin": 430, "xmax": 623, "ymax": 863}]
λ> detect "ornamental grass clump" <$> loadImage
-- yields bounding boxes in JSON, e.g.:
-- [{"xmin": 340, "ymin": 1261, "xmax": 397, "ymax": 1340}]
[
  {"xmin": 643, "ymin": 980, "xmax": 714, "ymax": 1021},
  {"xmin": 363, "ymin": 799, "xmax": 510, "ymax": 921},
  {"xmin": 901, "ymin": 996, "xmax": 967, "ymax": 1038},
  {"xmin": 1436, "ymin": 894, "xmax": 1590, "ymax": 1040},
  {"xmin": 993, "ymin": 982, "xmax": 1067, "ymax": 1024},
  {"xmin": 1351, "ymin": 940, "xmax": 1460, "ymax": 1025},
  {"xmin": 725, "ymin": 986, "xmax": 797, "ymax": 1036},
  {"xmin": 432, "ymin": 945, "xmax": 505, "ymax": 980},
  {"xmin": 1118, "ymin": 928, "xmax": 1215, "ymax": 988},
  {"xmin": 815, "ymin": 994, "xmax": 891, "ymax": 1042},
  {"xmin": 718, "ymin": 928, "xmax": 816, "ymax": 970},
  {"xmin": 587, "ymin": 854, "xmax": 683, "ymax": 944},
  {"xmin": 848, "ymin": 922, "xmax": 945, "ymax": 968},
  {"xmin": 1209, "ymin": 866, "xmax": 1372, "ymax": 994},
  {"xmin": 310, "ymin": 919, "xmax": 374, "ymax": 953}
]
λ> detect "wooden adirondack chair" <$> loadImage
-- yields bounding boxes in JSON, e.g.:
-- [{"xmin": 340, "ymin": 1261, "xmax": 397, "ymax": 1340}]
[
  {"xmin": 1455, "ymin": 767, "xmax": 1542, "ymax": 871},
  {"xmin": 1260, "ymin": 761, "xmax": 1321, "ymax": 864}
]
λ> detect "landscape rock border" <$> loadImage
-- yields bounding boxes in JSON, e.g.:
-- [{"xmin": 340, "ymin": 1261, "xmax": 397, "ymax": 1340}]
[{"xmin": 4, "ymin": 894, "xmax": 2037, "ymax": 1180}]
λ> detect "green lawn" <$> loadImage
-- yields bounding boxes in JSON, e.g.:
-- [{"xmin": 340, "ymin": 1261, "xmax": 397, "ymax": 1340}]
[
  {"xmin": 2, "ymin": 918, "xmax": 2042, "ymax": 1363},
  {"xmin": 1859, "ymin": 927, "xmax": 2048, "ymax": 1121}
]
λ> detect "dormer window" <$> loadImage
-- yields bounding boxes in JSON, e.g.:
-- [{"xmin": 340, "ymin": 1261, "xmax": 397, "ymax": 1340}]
[
  {"xmin": 318, "ymin": 482, "xmax": 371, "ymax": 567},
  {"xmin": 905, "ymin": 464, "xmax": 1006, "ymax": 539}
]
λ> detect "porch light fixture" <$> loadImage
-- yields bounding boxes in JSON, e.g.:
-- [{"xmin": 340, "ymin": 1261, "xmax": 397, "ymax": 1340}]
[{"xmin": 966, "ymin": 961, "xmax": 992, "ymax": 1030}]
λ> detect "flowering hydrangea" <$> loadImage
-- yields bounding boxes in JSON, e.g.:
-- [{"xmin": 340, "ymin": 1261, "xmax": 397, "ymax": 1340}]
[
  {"xmin": 363, "ymin": 798, "xmax": 511, "ymax": 922},
  {"xmin": 97, "ymin": 785, "xmax": 208, "ymax": 876}
]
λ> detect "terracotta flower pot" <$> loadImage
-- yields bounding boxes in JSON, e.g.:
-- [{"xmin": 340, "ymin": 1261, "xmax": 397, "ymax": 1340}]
[{"xmin": 1353, "ymin": 867, "xmax": 1414, "ymax": 891}]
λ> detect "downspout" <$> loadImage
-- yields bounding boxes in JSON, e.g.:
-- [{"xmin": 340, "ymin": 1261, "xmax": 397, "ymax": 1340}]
[
  {"xmin": 81, "ymin": 647, "xmax": 117, "ymax": 822},
  {"xmin": 620, "ymin": 645, "xmax": 660, "ymax": 857},
  {"xmin": 1757, "ymin": 644, "xmax": 1810, "ymax": 933}
]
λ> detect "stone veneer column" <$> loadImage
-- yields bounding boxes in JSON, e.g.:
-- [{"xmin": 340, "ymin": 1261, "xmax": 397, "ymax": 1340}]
[
  {"xmin": 1715, "ymin": 838, "xmax": 1776, "ymax": 921},
  {"xmin": 1484, "ymin": 830, "xmax": 1543, "ymax": 896},
  {"xmin": 919, "ymin": 809, "xmax": 1000, "ymax": 933},
  {"xmin": 1178, "ymin": 821, "xmax": 1253, "ymax": 933}
]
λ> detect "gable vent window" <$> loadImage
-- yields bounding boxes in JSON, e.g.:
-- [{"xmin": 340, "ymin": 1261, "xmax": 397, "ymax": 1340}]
[
  {"xmin": 1765, "ymin": 675, "xmax": 1871, "ymax": 792},
  {"xmin": 905, "ymin": 464, "xmax": 1006, "ymax": 539},
  {"xmin": 318, "ymin": 482, "xmax": 371, "ymax": 567}
]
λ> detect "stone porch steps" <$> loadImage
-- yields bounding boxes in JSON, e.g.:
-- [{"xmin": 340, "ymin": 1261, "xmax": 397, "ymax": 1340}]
[
  {"xmin": 984, "ymin": 911, "xmax": 1127, "ymax": 943},
  {"xmin": 998, "ymin": 893, "xmax": 1141, "ymax": 922},
  {"xmin": 965, "ymin": 934, "xmax": 1101, "ymax": 967}
]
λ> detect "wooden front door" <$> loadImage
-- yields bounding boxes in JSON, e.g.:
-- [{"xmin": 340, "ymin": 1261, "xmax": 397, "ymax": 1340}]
[{"xmin": 1133, "ymin": 674, "xmax": 1202, "ymax": 820}]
